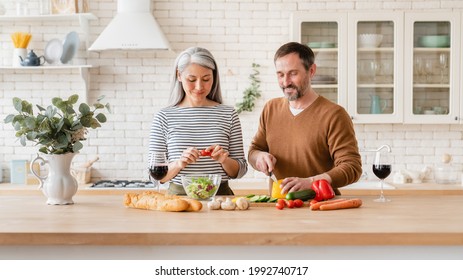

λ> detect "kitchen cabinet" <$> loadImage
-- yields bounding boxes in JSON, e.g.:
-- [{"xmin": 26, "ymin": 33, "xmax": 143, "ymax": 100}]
[
  {"xmin": 290, "ymin": 13, "xmax": 348, "ymax": 108},
  {"xmin": 0, "ymin": 13, "xmax": 97, "ymax": 102},
  {"xmin": 291, "ymin": 11, "xmax": 461, "ymax": 124},
  {"xmin": 347, "ymin": 12, "xmax": 404, "ymax": 123},
  {"xmin": 403, "ymin": 12, "xmax": 461, "ymax": 124}
]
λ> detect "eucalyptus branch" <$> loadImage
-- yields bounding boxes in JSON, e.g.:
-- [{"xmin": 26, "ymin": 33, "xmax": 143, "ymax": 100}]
[{"xmin": 236, "ymin": 63, "xmax": 261, "ymax": 114}]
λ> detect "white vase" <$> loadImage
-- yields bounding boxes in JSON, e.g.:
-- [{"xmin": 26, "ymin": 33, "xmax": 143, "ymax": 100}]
[{"xmin": 30, "ymin": 153, "xmax": 78, "ymax": 205}]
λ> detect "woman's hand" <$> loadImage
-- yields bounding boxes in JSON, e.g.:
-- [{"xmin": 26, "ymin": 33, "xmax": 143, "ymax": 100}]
[
  {"xmin": 177, "ymin": 147, "xmax": 200, "ymax": 169},
  {"xmin": 206, "ymin": 145, "xmax": 229, "ymax": 164}
]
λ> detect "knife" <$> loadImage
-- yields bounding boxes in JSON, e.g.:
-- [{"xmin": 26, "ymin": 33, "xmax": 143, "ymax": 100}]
[{"xmin": 269, "ymin": 171, "xmax": 278, "ymax": 182}]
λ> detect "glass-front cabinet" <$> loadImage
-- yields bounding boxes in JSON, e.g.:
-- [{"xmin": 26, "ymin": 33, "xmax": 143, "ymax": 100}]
[
  {"xmin": 347, "ymin": 13, "xmax": 404, "ymax": 123},
  {"xmin": 292, "ymin": 11, "xmax": 462, "ymax": 124},
  {"xmin": 404, "ymin": 12, "xmax": 460, "ymax": 123},
  {"xmin": 291, "ymin": 13, "xmax": 348, "ymax": 108}
]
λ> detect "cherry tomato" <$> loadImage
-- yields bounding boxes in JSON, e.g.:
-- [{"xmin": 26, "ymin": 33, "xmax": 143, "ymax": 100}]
[
  {"xmin": 277, "ymin": 199, "xmax": 286, "ymax": 205},
  {"xmin": 275, "ymin": 202, "xmax": 285, "ymax": 210},
  {"xmin": 293, "ymin": 199, "xmax": 304, "ymax": 208},
  {"xmin": 200, "ymin": 150, "xmax": 212, "ymax": 157},
  {"xmin": 286, "ymin": 200, "xmax": 295, "ymax": 208}
]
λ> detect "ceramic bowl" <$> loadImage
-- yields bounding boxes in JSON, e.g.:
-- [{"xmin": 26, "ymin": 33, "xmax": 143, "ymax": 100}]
[
  {"xmin": 418, "ymin": 35, "xmax": 450, "ymax": 48},
  {"xmin": 358, "ymin": 34, "xmax": 383, "ymax": 48},
  {"xmin": 181, "ymin": 174, "xmax": 221, "ymax": 200}
]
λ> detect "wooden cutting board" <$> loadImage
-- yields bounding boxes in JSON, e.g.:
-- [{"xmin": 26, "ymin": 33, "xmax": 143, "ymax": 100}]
[{"xmin": 250, "ymin": 201, "xmax": 311, "ymax": 207}]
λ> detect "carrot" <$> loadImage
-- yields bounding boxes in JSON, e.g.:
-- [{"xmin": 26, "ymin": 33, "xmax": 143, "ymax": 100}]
[
  {"xmin": 309, "ymin": 198, "xmax": 346, "ymax": 210},
  {"xmin": 319, "ymin": 199, "xmax": 363, "ymax": 211}
]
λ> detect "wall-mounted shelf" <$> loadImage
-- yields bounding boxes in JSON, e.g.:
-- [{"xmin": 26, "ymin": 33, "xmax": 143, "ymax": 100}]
[
  {"xmin": 0, "ymin": 65, "xmax": 93, "ymax": 102},
  {"xmin": 0, "ymin": 13, "xmax": 97, "ymax": 47}
]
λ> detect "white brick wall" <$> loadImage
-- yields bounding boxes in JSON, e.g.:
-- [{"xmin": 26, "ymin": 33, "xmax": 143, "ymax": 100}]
[{"xmin": 1, "ymin": 0, "xmax": 463, "ymax": 183}]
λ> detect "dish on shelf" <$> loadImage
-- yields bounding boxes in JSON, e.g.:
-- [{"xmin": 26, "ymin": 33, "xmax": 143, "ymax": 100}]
[
  {"xmin": 44, "ymin": 38, "xmax": 63, "ymax": 65},
  {"xmin": 358, "ymin": 34, "xmax": 383, "ymax": 48},
  {"xmin": 60, "ymin": 31, "xmax": 80, "ymax": 64},
  {"xmin": 418, "ymin": 35, "xmax": 450, "ymax": 48},
  {"xmin": 307, "ymin": 42, "xmax": 336, "ymax": 48},
  {"xmin": 312, "ymin": 75, "xmax": 337, "ymax": 84}
]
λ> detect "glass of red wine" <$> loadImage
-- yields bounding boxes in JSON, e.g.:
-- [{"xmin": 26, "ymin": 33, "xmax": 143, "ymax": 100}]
[
  {"xmin": 148, "ymin": 151, "xmax": 168, "ymax": 193},
  {"xmin": 372, "ymin": 152, "xmax": 392, "ymax": 202}
]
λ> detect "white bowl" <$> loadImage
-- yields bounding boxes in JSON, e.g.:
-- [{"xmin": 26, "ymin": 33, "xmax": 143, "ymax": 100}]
[{"xmin": 358, "ymin": 34, "xmax": 383, "ymax": 48}]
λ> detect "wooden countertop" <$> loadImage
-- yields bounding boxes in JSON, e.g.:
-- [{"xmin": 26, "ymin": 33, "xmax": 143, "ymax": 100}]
[{"xmin": 1, "ymin": 193, "xmax": 462, "ymax": 246}]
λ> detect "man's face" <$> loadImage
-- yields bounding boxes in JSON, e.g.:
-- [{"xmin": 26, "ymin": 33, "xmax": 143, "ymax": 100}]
[{"xmin": 275, "ymin": 53, "xmax": 314, "ymax": 101}]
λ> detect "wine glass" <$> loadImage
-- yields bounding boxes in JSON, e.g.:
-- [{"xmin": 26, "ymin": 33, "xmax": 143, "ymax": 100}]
[
  {"xmin": 424, "ymin": 60, "xmax": 434, "ymax": 83},
  {"xmin": 372, "ymin": 151, "xmax": 392, "ymax": 202},
  {"xmin": 148, "ymin": 151, "xmax": 168, "ymax": 192},
  {"xmin": 438, "ymin": 53, "xmax": 449, "ymax": 83},
  {"xmin": 414, "ymin": 57, "xmax": 425, "ymax": 84}
]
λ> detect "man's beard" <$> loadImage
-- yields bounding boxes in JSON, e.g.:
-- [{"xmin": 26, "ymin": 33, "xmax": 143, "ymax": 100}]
[{"xmin": 282, "ymin": 84, "xmax": 307, "ymax": 101}]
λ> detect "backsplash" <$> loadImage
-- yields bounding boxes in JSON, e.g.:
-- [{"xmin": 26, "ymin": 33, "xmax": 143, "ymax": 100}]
[{"xmin": 1, "ymin": 0, "xmax": 462, "ymax": 183}]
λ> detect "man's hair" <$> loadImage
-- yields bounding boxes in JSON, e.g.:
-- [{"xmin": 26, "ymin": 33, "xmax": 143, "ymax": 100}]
[{"xmin": 274, "ymin": 42, "xmax": 315, "ymax": 71}]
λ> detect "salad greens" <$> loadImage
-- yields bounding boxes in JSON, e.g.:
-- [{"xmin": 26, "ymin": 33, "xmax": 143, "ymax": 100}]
[{"xmin": 185, "ymin": 177, "xmax": 218, "ymax": 199}]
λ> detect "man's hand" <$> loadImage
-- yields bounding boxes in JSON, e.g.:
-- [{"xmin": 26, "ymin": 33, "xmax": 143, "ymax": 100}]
[
  {"xmin": 280, "ymin": 177, "xmax": 314, "ymax": 194},
  {"xmin": 254, "ymin": 151, "xmax": 277, "ymax": 175}
]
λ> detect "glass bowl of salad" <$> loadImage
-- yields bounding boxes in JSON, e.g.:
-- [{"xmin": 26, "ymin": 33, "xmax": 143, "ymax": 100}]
[{"xmin": 181, "ymin": 174, "xmax": 221, "ymax": 200}]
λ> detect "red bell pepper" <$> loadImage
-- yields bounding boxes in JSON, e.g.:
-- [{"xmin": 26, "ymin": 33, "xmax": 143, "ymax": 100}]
[{"xmin": 311, "ymin": 179, "xmax": 335, "ymax": 201}]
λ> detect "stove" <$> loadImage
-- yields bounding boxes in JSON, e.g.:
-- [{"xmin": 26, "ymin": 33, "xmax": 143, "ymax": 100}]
[{"xmin": 90, "ymin": 180, "xmax": 155, "ymax": 188}]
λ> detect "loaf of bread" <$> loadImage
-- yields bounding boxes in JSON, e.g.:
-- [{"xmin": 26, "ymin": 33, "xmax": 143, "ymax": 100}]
[{"xmin": 124, "ymin": 191, "xmax": 202, "ymax": 212}]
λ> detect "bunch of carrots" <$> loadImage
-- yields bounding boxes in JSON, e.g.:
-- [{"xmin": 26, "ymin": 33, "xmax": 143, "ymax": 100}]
[{"xmin": 11, "ymin": 32, "xmax": 32, "ymax": 49}]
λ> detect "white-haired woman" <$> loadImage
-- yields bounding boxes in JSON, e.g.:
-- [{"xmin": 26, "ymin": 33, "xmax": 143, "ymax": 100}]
[{"xmin": 149, "ymin": 47, "xmax": 248, "ymax": 195}]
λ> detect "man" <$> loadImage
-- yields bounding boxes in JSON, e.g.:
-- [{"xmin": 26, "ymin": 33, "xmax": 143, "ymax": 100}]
[{"xmin": 248, "ymin": 42, "xmax": 362, "ymax": 195}]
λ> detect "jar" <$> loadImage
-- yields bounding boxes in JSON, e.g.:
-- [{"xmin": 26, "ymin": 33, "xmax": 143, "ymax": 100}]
[{"xmin": 434, "ymin": 154, "xmax": 460, "ymax": 184}]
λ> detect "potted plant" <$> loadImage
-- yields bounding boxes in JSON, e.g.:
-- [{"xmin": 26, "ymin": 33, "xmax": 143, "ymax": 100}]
[{"xmin": 3, "ymin": 94, "xmax": 110, "ymax": 204}]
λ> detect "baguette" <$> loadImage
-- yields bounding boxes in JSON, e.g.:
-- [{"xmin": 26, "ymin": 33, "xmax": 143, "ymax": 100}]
[{"xmin": 124, "ymin": 191, "xmax": 202, "ymax": 212}]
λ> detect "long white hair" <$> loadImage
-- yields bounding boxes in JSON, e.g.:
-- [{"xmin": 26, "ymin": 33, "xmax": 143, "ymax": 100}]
[{"xmin": 169, "ymin": 47, "xmax": 222, "ymax": 106}]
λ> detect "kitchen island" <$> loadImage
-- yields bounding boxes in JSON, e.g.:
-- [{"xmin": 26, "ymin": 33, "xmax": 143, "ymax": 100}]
[{"xmin": 1, "ymin": 188, "xmax": 462, "ymax": 260}]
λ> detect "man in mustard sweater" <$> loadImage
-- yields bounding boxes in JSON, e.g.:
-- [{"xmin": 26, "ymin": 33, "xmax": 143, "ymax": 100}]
[{"xmin": 248, "ymin": 42, "xmax": 362, "ymax": 195}]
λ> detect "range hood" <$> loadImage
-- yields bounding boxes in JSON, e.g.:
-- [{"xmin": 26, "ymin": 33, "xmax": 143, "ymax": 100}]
[{"xmin": 88, "ymin": 0, "xmax": 171, "ymax": 51}]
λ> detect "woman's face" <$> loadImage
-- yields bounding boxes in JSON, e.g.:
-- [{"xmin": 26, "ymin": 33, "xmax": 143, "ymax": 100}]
[{"xmin": 178, "ymin": 63, "xmax": 214, "ymax": 104}]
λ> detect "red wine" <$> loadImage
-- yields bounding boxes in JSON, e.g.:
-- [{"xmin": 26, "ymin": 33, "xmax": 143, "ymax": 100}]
[
  {"xmin": 149, "ymin": 165, "xmax": 168, "ymax": 180},
  {"xmin": 372, "ymin": 164, "xmax": 391, "ymax": 179}
]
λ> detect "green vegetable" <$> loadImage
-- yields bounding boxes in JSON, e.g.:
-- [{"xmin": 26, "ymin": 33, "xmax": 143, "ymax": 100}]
[
  {"xmin": 185, "ymin": 177, "xmax": 218, "ymax": 200},
  {"xmin": 249, "ymin": 195, "xmax": 260, "ymax": 202},
  {"xmin": 286, "ymin": 189, "xmax": 316, "ymax": 201}
]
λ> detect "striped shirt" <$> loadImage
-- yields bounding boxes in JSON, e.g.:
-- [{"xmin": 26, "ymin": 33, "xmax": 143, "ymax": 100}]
[{"xmin": 149, "ymin": 104, "xmax": 248, "ymax": 185}]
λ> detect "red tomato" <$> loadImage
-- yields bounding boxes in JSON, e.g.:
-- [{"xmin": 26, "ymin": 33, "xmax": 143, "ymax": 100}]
[
  {"xmin": 293, "ymin": 199, "xmax": 304, "ymax": 208},
  {"xmin": 275, "ymin": 202, "xmax": 285, "ymax": 210},
  {"xmin": 277, "ymin": 199, "xmax": 286, "ymax": 205},
  {"xmin": 200, "ymin": 150, "xmax": 212, "ymax": 157},
  {"xmin": 286, "ymin": 200, "xmax": 295, "ymax": 208}
]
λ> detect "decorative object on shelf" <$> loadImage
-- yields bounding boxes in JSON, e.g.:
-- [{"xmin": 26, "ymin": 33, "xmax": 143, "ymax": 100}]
[
  {"xmin": 51, "ymin": 0, "xmax": 76, "ymax": 14},
  {"xmin": 358, "ymin": 33, "xmax": 383, "ymax": 48},
  {"xmin": 10, "ymin": 32, "xmax": 32, "ymax": 67},
  {"xmin": 19, "ymin": 49, "xmax": 45, "ymax": 66},
  {"xmin": 60, "ymin": 31, "xmax": 80, "ymax": 64},
  {"xmin": 418, "ymin": 35, "xmax": 450, "ymax": 48},
  {"xmin": 370, "ymin": 95, "xmax": 387, "ymax": 114},
  {"xmin": 4, "ymin": 95, "xmax": 110, "ymax": 205},
  {"xmin": 39, "ymin": 0, "xmax": 51, "ymax": 15},
  {"xmin": 236, "ymin": 63, "xmax": 261, "ymax": 114},
  {"xmin": 44, "ymin": 38, "xmax": 64, "ymax": 64}
]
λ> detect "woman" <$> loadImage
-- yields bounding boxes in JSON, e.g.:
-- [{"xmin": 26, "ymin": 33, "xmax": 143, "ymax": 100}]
[{"xmin": 149, "ymin": 47, "xmax": 248, "ymax": 195}]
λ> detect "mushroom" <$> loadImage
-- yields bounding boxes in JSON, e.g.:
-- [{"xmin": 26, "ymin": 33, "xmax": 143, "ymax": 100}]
[
  {"xmin": 207, "ymin": 197, "xmax": 221, "ymax": 210},
  {"xmin": 221, "ymin": 197, "xmax": 236, "ymax": 210},
  {"xmin": 235, "ymin": 197, "xmax": 250, "ymax": 210}
]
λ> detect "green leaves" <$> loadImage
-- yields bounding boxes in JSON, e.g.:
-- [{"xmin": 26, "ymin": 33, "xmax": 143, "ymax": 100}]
[
  {"xmin": 236, "ymin": 63, "xmax": 261, "ymax": 114},
  {"xmin": 3, "ymin": 95, "xmax": 109, "ymax": 154}
]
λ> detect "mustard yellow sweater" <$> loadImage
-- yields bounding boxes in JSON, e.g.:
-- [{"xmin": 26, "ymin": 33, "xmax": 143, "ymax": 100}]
[{"xmin": 249, "ymin": 96, "xmax": 362, "ymax": 189}]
